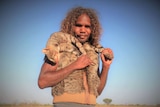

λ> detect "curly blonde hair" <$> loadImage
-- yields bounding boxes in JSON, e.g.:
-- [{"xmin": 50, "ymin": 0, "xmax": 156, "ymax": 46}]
[{"xmin": 60, "ymin": 6, "xmax": 102, "ymax": 46}]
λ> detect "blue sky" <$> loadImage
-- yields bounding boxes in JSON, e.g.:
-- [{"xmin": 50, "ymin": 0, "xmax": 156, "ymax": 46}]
[{"xmin": 0, "ymin": 0, "xmax": 160, "ymax": 105}]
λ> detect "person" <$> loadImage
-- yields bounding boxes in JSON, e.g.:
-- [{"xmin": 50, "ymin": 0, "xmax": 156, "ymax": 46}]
[{"xmin": 38, "ymin": 6, "xmax": 114, "ymax": 107}]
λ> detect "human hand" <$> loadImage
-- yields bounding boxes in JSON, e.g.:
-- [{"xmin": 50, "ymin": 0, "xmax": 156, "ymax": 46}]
[
  {"xmin": 101, "ymin": 48, "xmax": 114, "ymax": 66},
  {"xmin": 73, "ymin": 54, "xmax": 93, "ymax": 70}
]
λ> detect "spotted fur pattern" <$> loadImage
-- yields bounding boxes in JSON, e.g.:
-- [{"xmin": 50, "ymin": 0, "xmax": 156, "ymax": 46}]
[{"xmin": 42, "ymin": 32, "xmax": 113, "ymax": 96}]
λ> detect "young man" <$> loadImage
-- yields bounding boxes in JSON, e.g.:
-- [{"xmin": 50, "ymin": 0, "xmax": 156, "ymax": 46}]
[{"xmin": 38, "ymin": 6, "xmax": 114, "ymax": 107}]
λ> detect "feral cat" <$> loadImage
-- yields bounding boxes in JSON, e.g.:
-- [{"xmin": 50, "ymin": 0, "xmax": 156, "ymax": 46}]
[{"xmin": 42, "ymin": 32, "xmax": 113, "ymax": 96}]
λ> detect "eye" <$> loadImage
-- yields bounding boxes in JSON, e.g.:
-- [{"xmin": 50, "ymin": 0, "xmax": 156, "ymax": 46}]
[
  {"xmin": 54, "ymin": 44, "xmax": 58, "ymax": 47},
  {"xmin": 85, "ymin": 25, "xmax": 91, "ymax": 28},
  {"xmin": 75, "ymin": 24, "xmax": 82, "ymax": 27}
]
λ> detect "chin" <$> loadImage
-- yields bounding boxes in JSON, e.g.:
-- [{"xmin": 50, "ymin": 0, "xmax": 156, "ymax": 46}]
[
  {"xmin": 77, "ymin": 38, "xmax": 87, "ymax": 44},
  {"xmin": 79, "ymin": 40, "xmax": 86, "ymax": 44}
]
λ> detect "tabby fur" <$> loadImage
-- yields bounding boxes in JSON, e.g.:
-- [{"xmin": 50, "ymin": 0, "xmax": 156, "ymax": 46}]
[{"xmin": 42, "ymin": 32, "xmax": 113, "ymax": 96}]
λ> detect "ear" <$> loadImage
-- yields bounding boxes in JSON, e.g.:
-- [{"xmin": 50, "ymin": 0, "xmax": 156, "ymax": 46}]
[{"xmin": 42, "ymin": 48, "xmax": 49, "ymax": 54}]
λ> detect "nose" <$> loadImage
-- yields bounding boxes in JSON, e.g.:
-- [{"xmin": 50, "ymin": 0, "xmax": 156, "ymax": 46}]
[{"xmin": 80, "ymin": 26, "xmax": 86, "ymax": 33}]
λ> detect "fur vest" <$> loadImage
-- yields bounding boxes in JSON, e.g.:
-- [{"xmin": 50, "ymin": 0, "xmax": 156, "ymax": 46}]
[{"xmin": 42, "ymin": 32, "xmax": 113, "ymax": 97}]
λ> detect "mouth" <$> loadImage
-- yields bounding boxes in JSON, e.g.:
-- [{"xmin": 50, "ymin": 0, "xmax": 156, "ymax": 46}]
[
  {"xmin": 76, "ymin": 35, "xmax": 86, "ymax": 39},
  {"xmin": 79, "ymin": 36, "xmax": 85, "ymax": 39},
  {"xmin": 75, "ymin": 36, "xmax": 86, "ymax": 43},
  {"xmin": 75, "ymin": 34, "xmax": 89, "ymax": 43},
  {"xmin": 77, "ymin": 37, "xmax": 85, "ymax": 41}
]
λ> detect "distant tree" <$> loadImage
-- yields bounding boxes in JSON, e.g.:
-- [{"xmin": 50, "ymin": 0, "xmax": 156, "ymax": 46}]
[{"xmin": 103, "ymin": 98, "xmax": 112, "ymax": 105}]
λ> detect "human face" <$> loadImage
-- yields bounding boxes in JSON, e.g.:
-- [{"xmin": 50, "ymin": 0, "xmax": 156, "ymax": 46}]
[{"xmin": 73, "ymin": 14, "xmax": 91, "ymax": 43}]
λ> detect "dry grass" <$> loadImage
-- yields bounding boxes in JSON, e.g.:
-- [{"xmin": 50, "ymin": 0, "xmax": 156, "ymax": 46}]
[
  {"xmin": 0, "ymin": 103, "xmax": 52, "ymax": 107},
  {"xmin": 96, "ymin": 104, "xmax": 159, "ymax": 107},
  {"xmin": 0, "ymin": 104, "xmax": 159, "ymax": 107}
]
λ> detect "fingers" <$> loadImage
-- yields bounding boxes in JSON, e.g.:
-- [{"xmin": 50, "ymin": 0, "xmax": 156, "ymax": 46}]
[
  {"xmin": 84, "ymin": 55, "xmax": 93, "ymax": 65},
  {"xmin": 100, "ymin": 53, "xmax": 105, "ymax": 61},
  {"xmin": 101, "ymin": 48, "xmax": 114, "ymax": 65},
  {"xmin": 101, "ymin": 48, "xmax": 114, "ymax": 58},
  {"xmin": 79, "ymin": 54, "xmax": 94, "ymax": 66},
  {"xmin": 103, "ymin": 48, "xmax": 113, "ymax": 55}
]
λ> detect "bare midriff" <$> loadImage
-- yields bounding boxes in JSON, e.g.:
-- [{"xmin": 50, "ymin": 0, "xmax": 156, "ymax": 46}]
[{"xmin": 53, "ymin": 72, "xmax": 97, "ymax": 104}]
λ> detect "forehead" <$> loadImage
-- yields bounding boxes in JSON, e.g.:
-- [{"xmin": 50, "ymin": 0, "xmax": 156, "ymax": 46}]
[{"xmin": 76, "ymin": 14, "xmax": 91, "ymax": 25}]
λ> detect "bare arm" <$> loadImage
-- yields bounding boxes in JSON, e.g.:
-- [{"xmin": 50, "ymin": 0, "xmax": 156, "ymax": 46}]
[
  {"xmin": 38, "ymin": 55, "xmax": 93, "ymax": 89},
  {"xmin": 97, "ymin": 48, "xmax": 114, "ymax": 95}
]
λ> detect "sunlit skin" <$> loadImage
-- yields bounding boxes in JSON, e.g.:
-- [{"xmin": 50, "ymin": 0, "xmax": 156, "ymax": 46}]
[
  {"xmin": 73, "ymin": 14, "xmax": 91, "ymax": 44},
  {"xmin": 38, "ymin": 14, "xmax": 114, "ymax": 95}
]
